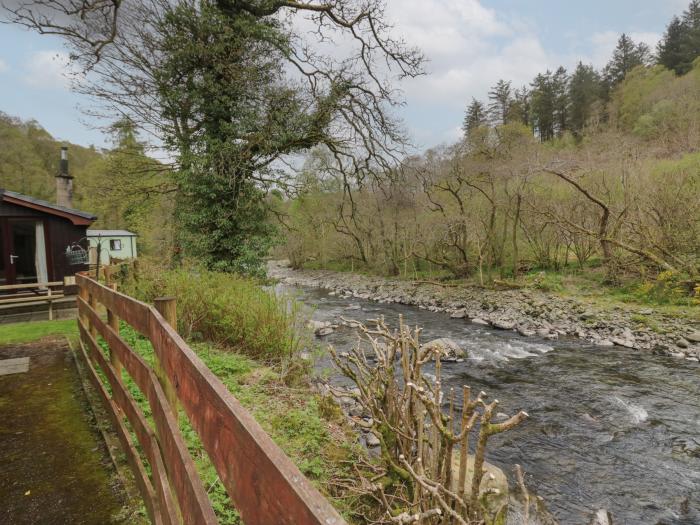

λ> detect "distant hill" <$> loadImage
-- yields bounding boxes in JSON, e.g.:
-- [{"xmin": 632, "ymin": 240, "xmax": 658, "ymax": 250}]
[{"xmin": 0, "ymin": 112, "xmax": 104, "ymax": 211}]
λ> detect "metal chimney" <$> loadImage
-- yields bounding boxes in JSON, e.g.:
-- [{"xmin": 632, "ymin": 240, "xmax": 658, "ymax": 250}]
[{"xmin": 56, "ymin": 146, "xmax": 74, "ymax": 208}]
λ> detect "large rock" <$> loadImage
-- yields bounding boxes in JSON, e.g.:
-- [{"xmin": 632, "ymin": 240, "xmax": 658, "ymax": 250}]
[
  {"xmin": 421, "ymin": 338, "xmax": 466, "ymax": 359},
  {"xmin": 450, "ymin": 453, "xmax": 508, "ymax": 515},
  {"xmin": 450, "ymin": 308, "xmax": 468, "ymax": 319},
  {"xmin": 492, "ymin": 319, "xmax": 516, "ymax": 331},
  {"xmin": 685, "ymin": 331, "xmax": 700, "ymax": 343},
  {"xmin": 589, "ymin": 509, "xmax": 613, "ymax": 525},
  {"xmin": 611, "ymin": 337, "xmax": 636, "ymax": 349}
]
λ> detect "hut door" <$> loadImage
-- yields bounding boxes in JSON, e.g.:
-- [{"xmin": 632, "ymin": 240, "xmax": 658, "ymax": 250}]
[
  {"xmin": 0, "ymin": 219, "xmax": 49, "ymax": 285},
  {"xmin": 0, "ymin": 220, "xmax": 7, "ymax": 286}
]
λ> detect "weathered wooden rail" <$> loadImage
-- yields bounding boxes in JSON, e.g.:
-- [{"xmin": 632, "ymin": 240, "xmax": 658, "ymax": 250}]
[
  {"xmin": 0, "ymin": 281, "xmax": 66, "ymax": 319},
  {"xmin": 75, "ymin": 272, "xmax": 346, "ymax": 525}
]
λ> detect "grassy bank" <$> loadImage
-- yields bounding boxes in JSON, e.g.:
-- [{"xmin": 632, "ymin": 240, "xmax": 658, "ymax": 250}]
[
  {"xmin": 0, "ymin": 319, "xmax": 77, "ymax": 346},
  {"xmin": 116, "ymin": 326, "xmax": 358, "ymax": 523}
]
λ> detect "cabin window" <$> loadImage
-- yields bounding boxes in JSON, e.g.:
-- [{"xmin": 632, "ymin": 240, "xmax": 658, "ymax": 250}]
[{"xmin": 110, "ymin": 239, "xmax": 122, "ymax": 251}]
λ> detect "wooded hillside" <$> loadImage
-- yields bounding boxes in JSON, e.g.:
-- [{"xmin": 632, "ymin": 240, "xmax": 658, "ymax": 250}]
[
  {"xmin": 0, "ymin": 114, "xmax": 172, "ymax": 257},
  {"xmin": 279, "ymin": 2, "xmax": 700, "ymax": 304}
]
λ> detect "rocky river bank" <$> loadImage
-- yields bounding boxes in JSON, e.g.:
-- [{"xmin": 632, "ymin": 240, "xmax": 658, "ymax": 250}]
[{"xmin": 269, "ymin": 261, "xmax": 700, "ymax": 361}]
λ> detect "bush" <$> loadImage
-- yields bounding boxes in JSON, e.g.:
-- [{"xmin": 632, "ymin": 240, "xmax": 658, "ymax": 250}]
[
  {"xmin": 121, "ymin": 260, "xmax": 309, "ymax": 362},
  {"xmin": 630, "ymin": 270, "xmax": 698, "ymax": 306}
]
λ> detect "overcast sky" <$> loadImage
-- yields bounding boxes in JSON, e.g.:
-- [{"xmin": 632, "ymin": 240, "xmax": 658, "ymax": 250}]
[{"xmin": 0, "ymin": 0, "xmax": 689, "ymax": 151}]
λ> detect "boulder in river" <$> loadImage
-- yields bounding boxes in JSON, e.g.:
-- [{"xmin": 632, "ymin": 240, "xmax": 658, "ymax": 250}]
[
  {"xmin": 421, "ymin": 338, "xmax": 466, "ymax": 359},
  {"xmin": 589, "ymin": 509, "xmax": 613, "ymax": 525},
  {"xmin": 471, "ymin": 317, "xmax": 490, "ymax": 326},
  {"xmin": 676, "ymin": 338, "xmax": 689, "ymax": 349},
  {"xmin": 450, "ymin": 308, "xmax": 468, "ymax": 319},
  {"xmin": 685, "ymin": 331, "xmax": 700, "ymax": 343},
  {"xmin": 492, "ymin": 319, "xmax": 516, "ymax": 331}
]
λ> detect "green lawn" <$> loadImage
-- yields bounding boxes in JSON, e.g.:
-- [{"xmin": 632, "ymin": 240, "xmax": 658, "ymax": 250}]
[{"xmin": 0, "ymin": 319, "xmax": 78, "ymax": 346}]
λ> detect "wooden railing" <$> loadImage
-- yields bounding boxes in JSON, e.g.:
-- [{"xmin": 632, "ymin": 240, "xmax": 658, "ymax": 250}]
[
  {"xmin": 75, "ymin": 272, "xmax": 346, "ymax": 525},
  {"xmin": 0, "ymin": 281, "xmax": 66, "ymax": 320}
]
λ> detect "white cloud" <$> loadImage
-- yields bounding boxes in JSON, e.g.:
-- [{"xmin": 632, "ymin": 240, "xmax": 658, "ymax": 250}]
[
  {"xmin": 0, "ymin": 59, "xmax": 8, "ymax": 73},
  {"xmin": 23, "ymin": 50, "xmax": 79, "ymax": 89},
  {"xmin": 291, "ymin": 0, "xmax": 666, "ymax": 148}
]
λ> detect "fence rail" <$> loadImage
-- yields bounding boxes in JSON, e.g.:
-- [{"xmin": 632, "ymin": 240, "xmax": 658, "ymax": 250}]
[{"xmin": 75, "ymin": 272, "xmax": 346, "ymax": 525}]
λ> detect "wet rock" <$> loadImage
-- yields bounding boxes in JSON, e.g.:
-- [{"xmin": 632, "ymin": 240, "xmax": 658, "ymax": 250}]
[
  {"xmin": 316, "ymin": 327, "xmax": 335, "ymax": 337},
  {"xmin": 517, "ymin": 327, "xmax": 536, "ymax": 337},
  {"xmin": 492, "ymin": 319, "xmax": 516, "ymax": 331},
  {"xmin": 588, "ymin": 509, "xmax": 613, "ymax": 525},
  {"xmin": 676, "ymin": 338, "xmax": 689, "ymax": 349},
  {"xmin": 471, "ymin": 317, "xmax": 490, "ymax": 326},
  {"xmin": 307, "ymin": 320, "xmax": 330, "ymax": 331},
  {"xmin": 685, "ymin": 331, "xmax": 700, "ymax": 343},
  {"xmin": 422, "ymin": 338, "xmax": 466, "ymax": 359},
  {"xmin": 611, "ymin": 337, "xmax": 635, "ymax": 349},
  {"xmin": 450, "ymin": 308, "xmax": 467, "ymax": 319},
  {"xmin": 596, "ymin": 339, "xmax": 615, "ymax": 347}
]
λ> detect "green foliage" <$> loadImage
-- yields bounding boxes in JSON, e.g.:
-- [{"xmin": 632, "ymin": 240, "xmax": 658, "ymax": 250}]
[
  {"xmin": 155, "ymin": 2, "xmax": 342, "ymax": 275},
  {"xmin": 569, "ymin": 62, "xmax": 603, "ymax": 136},
  {"xmin": 0, "ymin": 319, "xmax": 77, "ymax": 345},
  {"xmin": 121, "ymin": 260, "xmax": 309, "ymax": 363},
  {"xmin": 113, "ymin": 326, "xmax": 355, "ymax": 524},
  {"xmin": 629, "ymin": 270, "xmax": 698, "ymax": 306}
]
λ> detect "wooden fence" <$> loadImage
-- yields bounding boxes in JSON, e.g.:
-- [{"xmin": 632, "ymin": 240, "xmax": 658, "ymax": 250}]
[
  {"xmin": 75, "ymin": 272, "xmax": 346, "ymax": 525},
  {"xmin": 0, "ymin": 281, "xmax": 66, "ymax": 320}
]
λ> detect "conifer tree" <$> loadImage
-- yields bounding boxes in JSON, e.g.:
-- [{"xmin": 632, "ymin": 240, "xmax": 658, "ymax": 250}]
[
  {"xmin": 678, "ymin": 0, "xmax": 700, "ymax": 74},
  {"xmin": 603, "ymin": 33, "xmax": 651, "ymax": 88},
  {"xmin": 552, "ymin": 67, "xmax": 570, "ymax": 135},
  {"xmin": 462, "ymin": 98, "xmax": 488, "ymax": 136},
  {"xmin": 487, "ymin": 79, "xmax": 513, "ymax": 126},
  {"xmin": 529, "ymin": 71, "xmax": 556, "ymax": 141},
  {"xmin": 568, "ymin": 62, "xmax": 602, "ymax": 137},
  {"xmin": 658, "ymin": 16, "xmax": 687, "ymax": 74},
  {"xmin": 508, "ymin": 87, "xmax": 531, "ymax": 127}
]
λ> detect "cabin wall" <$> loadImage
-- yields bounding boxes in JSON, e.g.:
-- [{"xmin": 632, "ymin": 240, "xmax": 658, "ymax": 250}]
[{"xmin": 0, "ymin": 200, "xmax": 89, "ymax": 282}]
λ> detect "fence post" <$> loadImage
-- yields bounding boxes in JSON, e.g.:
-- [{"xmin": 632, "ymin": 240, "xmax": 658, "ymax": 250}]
[
  {"xmin": 154, "ymin": 296, "xmax": 179, "ymax": 415},
  {"xmin": 107, "ymin": 283, "xmax": 122, "ymax": 379},
  {"xmin": 88, "ymin": 293, "xmax": 97, "ymax": 339},
  {"xmin": 77, "ymin": 282, "xmax": 88, "ymax": 328}
]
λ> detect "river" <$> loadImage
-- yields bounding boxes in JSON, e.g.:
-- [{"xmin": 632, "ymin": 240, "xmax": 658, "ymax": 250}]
[{"xmin": 285, "ymin": 284, "xmax": 700, "ymax": 524}]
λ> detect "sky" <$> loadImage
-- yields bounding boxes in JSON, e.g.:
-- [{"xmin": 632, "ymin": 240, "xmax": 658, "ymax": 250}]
[{"xmin": 0, "ymin": 0, "xmax": 690, "ymax": 151}]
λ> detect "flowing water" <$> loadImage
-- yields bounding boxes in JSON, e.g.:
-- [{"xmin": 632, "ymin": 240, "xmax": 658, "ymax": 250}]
[{"xmin": 288, "ymin": 285, "xmax": 700, "ymax": 525}]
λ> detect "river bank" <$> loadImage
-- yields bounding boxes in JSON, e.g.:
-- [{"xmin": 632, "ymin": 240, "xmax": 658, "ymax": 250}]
[{"xmin": 269, "ymin": 261, "xmax": 700, "ymax": 360}]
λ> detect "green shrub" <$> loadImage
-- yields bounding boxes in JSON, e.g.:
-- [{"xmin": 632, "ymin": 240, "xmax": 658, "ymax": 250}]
[
  {"xmin": 121, "ymin": 260, "xmax": 309, "ymax": 362},
  {"xmin": 628, "ymin": 270, "xmax": 698, "ymax": 306}
]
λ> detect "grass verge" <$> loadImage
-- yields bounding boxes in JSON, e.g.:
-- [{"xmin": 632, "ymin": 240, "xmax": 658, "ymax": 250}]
[
  {"xmin": 109, "ymin": 325, "xmax": 360, "ymax": 524},
  {"xmin": 0, "ymin": 319, "xmax": 77, "ymax": 346}
]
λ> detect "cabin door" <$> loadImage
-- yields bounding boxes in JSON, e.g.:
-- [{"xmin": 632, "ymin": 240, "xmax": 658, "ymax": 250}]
[{"xmin": 0, "ymin": 218, "xmax": 49, "ymax": 286}]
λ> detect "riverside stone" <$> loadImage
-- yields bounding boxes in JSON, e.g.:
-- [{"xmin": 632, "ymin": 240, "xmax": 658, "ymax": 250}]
[
  {"xmin": 268, "ymin": 260, "xmax": 697, "ymax": 360},
  {"xmin": 422, "ymin": 338, "xmax": 466, "ymax": 359},
  {"xmin": 686, "ymin": 331, "xmax": 700, "ymax": 343}
]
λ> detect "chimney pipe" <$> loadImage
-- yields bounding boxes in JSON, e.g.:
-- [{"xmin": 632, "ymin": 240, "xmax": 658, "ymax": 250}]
[{"xmin": 56, "ymin": 146, "xmax": 74, "ymax": 208}]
